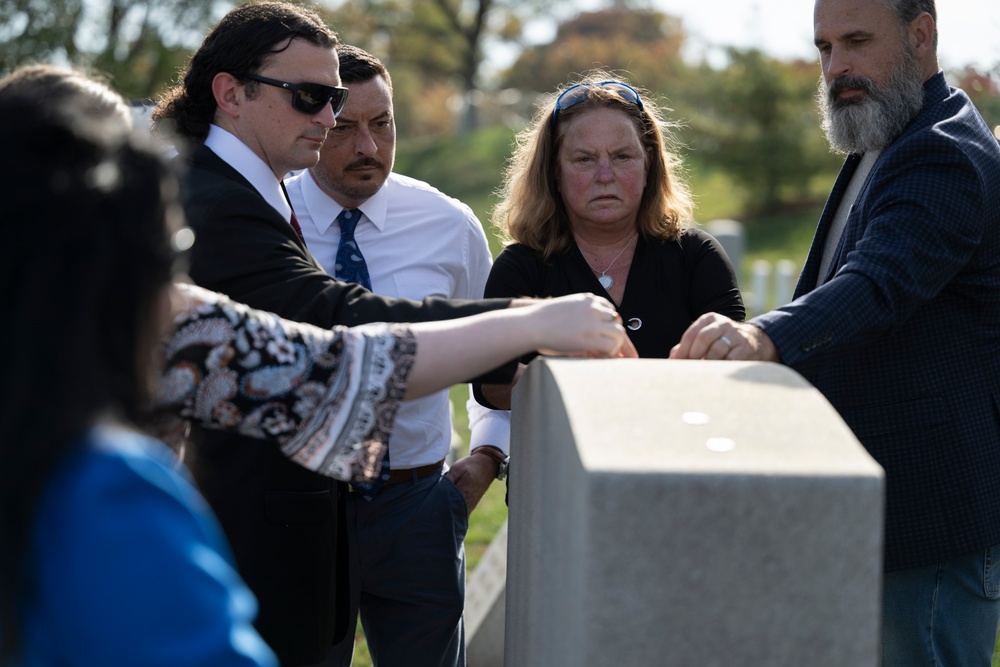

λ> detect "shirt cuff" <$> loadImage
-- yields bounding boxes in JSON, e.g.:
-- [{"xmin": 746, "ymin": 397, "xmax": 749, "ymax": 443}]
[{"xmin": 467, "ymin": 394, "xmax": 510, "ymax": 455}]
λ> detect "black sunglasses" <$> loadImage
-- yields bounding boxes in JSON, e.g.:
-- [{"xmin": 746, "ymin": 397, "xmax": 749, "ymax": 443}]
[
  {"xmin": 243, "ymin": 74, "xmax": 349, "ymax": 117},
  {"xmin": 553, "ymin": 80, "xmax": 644, "ymax": 123}
]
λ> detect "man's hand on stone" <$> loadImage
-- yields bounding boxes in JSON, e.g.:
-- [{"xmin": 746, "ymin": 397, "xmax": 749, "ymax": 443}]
[{"xmin": 669, "ymin": 313, "xmax": 780, "ymax": 362}]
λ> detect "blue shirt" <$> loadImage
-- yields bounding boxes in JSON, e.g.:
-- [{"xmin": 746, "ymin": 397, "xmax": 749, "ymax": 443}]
[{"xmin": 18, "ymin": 425, "xmax": 277, "ymax": 667}]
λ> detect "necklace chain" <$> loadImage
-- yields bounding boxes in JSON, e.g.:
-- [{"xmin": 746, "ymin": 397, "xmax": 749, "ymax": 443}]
[
  {"xmin": 589, "ymin": 233, "xmax": 636, "ymax": 275},
  {"xmin": 583, "ymin": 233, "xmax": 637, "ymax": 291}
]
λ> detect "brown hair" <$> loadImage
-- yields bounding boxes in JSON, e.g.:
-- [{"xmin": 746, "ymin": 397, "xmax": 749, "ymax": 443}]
[{"xmin": 492, "ymin": 70, "xmax": 693, "ymax": 261}]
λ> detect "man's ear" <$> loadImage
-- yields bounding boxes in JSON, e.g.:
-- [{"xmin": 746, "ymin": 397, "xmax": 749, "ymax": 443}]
[
  {"xmin": 212, "ymin": 72, "xmax": 243, "ymax": 120},
  {"xmin": 908, "ymin": 12, "xmax": 935, "ymax": 58}
]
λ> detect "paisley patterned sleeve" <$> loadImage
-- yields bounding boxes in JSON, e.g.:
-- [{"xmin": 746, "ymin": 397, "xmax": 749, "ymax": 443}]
[{"xmin": 150, "ymin": 284, "xmax": 415, "ymax": 483}]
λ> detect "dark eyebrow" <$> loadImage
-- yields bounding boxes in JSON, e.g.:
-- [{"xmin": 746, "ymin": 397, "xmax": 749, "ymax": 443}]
[{"xmin": 815, "ymin": 29, "xmax": 873, "ymax": 48}]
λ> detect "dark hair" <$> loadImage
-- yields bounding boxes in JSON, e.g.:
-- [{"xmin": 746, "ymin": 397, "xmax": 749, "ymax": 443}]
[
  {"xmin": 336, "ymin": 44, "xmax": 392, "ymax": 92},
  {"xmin": 152, "ymin": 1, "xmax": 338, "ymax": 144},
  {"xmin": 0, "ymin": 76, "xmax": 181, "ymax": 661},
  {"xmin": 0, "ymin": 64, "xmax": 134, "ymax": 134},
  {"xmin": 885, "ymin": 0, "xmax": 938, "ymax": 47}
]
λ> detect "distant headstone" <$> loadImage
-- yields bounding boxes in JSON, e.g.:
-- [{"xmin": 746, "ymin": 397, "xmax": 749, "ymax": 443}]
[
  {"xmin": 505, "ymin": 358, "xmax": 884, "ymax": 667},
  {"xmin": 705, "ymin": 218, "xmax": 745, "ymax": 287},
  {"xmin": 465, "ymin": 521, "xmax": 508, "ymax": 667},
  {"xmin": 774, "ymin": 259, "xmax": 798, "ymax": 307},
  {"xmin": 749, "ymin": 259, "xmax": 772, "ymax": 315}
]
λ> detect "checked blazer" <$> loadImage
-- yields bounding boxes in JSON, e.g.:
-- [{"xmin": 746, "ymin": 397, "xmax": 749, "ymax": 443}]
[
  {"xmin": 177, "ymin": 144, "xmax": 513, "ymax": 665},
  {"xmin": 753, "ymin": 72, "xmax": 1000, "ymax": 573}
]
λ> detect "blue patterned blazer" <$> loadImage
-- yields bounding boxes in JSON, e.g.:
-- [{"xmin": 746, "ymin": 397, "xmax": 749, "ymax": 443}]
[{"xmin": 754, "ymin": 72, "xmax": 1000, "ymax": 572}]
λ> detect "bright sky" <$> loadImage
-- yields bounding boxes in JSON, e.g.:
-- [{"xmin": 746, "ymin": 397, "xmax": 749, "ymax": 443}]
[
  {"xmin": 521, "ymin": 0, "xmax": 999, "ymax": 73},
  {"xmin": 656, "ymin": 0, "xmax": 998, "ymax": 71}
]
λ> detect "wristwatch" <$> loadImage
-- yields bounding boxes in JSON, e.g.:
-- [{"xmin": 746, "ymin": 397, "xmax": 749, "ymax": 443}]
[
  {"xmin": 473, "ymin": 446, "xmax": 510, "ymax": 481},
  {"xmin": 496, "ymin": 454, "xmax": 510, "ymax": 482}
]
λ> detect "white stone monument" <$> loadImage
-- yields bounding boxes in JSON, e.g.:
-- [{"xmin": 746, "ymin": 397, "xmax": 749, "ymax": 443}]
[
  {"xmin": 504, "ymin": 359, "xmax": 884, "ymax": 667},
  {"xmin": 705, "ymin": 218, "xmax": 745, "ymax": 288},
  {"xmin": 465, "ymin": 521, "xmax": 508, "ymax": 666}
]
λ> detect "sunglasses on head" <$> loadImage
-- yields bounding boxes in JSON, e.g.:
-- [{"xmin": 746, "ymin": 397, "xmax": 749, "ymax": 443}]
[
  {"xmin": 244, "ymin": 74, "xmax": 349, "ymax": 117},
  {"xmin": 553, "ymin": 80, "xmax": 644, "ymax": 123}
]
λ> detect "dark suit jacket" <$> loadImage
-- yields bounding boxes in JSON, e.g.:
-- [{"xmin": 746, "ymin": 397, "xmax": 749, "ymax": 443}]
[
  {"xmin": 754, "ymin": 73, "xmax": 1000, "ymax": 572},
  {"xmin": 178, "ymin": 144, "xmax": 513, "ymax": 664}
]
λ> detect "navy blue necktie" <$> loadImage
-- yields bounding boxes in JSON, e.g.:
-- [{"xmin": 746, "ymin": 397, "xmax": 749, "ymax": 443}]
[
  {"xmin": 334, "ymin": 209, "xmax": 372, "ymax": 290},
  {"xmin": 335, "ymin": 209, "xmax": 387, "ymax": 495}
]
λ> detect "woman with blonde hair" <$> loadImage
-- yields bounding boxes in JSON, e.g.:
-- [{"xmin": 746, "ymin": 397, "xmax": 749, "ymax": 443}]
[{"xmin": 476, "ymin": 71, "xmax": 744, "ymax": 409}]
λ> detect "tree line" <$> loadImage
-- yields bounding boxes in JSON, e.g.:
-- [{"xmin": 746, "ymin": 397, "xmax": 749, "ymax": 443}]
[{"xmin": 4, "ymin": 0, "xmax": 997, "ymax": 214}]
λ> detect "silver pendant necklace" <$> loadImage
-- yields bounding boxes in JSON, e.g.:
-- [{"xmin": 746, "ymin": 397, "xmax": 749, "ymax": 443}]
[{"xmin": 588, "ymin": 234, "xmax": 636, "ymax": 290}]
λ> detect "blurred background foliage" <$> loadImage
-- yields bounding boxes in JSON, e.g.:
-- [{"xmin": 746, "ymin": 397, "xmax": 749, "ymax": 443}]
[{"xmin": 3, "ymin": 0, "xmax": 997, "ymax": 223}]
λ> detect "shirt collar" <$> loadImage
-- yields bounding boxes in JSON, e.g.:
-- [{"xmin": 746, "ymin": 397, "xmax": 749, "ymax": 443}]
[
  {"xmin": 205, "ymin": 124, "xmax": 293, "ymax": 222},
  {"xmin": 298, "ymin": 169, "xmax": 391, "ymax": 234}
]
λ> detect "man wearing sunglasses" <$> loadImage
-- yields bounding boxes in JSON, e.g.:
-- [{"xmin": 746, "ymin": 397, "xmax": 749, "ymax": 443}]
[{"xmin": 151, "ymin": 3, "xmax": 522, "ymax": 666}]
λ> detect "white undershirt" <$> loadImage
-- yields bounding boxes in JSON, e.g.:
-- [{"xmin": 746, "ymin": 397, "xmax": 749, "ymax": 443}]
[{"xmin": 817, "ymin": 150, "xmax": 881, "ymax": 286}]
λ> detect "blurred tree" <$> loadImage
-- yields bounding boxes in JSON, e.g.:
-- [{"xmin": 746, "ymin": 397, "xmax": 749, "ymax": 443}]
[
  {"xmin": 501, "ymin": 6, "xmax": 687, "ymax": 102},
  {"xmin": 681, "ymin": 49, "xmax": 839, "ymax": 213},
  {"xmin": 320, "ymin": 0, "xmax": 553, "ymax": 133},
  {"xmin": 0, "ymin": 0, "xmax": 229, "ymax": 98},
  {"xmin": 501, "ymin": 9, "xmax": 839, "ymax": 214},
  {"xmin": 953, "ymin": 65, "xmax": 1000, "ymax": 130}
]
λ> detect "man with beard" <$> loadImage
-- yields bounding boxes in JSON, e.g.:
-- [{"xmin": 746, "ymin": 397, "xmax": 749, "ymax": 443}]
[
  {"xmin": 670, "ymin": 0, "xmax": 1000, "ymax": 664},
  {"xmin": 284, "ymin": 45, "xmax": 507, "ymax": 667}
]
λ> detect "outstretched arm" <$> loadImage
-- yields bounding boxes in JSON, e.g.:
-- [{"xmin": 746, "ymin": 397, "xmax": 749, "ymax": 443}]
[
  {"xmin": 155, "ymin": 286, "xmax": 631, "ymax": 483},
  {"xmin": 404, "ymin": 293, "xmax": 632, "ymax": 399}
]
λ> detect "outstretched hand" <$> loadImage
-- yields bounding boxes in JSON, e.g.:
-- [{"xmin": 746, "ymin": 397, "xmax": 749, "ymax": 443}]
[
  {"xmin": 528, "ymin": 293, "xmax": 637, "ymax": 359},
  {"xmin": 669, "ymin": 312, "xmax": 779, "ymax": 362}
]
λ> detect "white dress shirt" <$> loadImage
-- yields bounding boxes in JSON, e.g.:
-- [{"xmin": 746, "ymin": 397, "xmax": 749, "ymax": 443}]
[
  {"xmin": 204, "ymin": 124, "xmax": 294, "ymax": 223},
  {"xmin": 286, "ymin": 169, "xmax": 505, "ymax": 465}
]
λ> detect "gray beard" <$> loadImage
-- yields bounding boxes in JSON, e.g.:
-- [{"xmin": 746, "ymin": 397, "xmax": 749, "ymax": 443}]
[{"xmin": 817, "ymin": 48, "xmax": 926, "ymax": 155}]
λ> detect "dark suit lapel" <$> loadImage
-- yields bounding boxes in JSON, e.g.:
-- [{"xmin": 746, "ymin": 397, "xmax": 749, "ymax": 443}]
[
  {"xmin": 190, "ymin": 144, "xmax": 257, "ymax": 192},
  {"xmin": 794, "ymin": 153, "xmax": 862, "ymax": 298},
  {"xmin": 190, "ymin": 144, "xmax": 313, "ymax": 257}
]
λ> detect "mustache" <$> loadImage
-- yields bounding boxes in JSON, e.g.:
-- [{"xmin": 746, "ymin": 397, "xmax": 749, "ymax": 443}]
[
  {"xmin": 345, "ymin": 157, "xmax": 386, "ymax": 171},
  {"xmin": 827, "ymin": 75, "xmax": 877, "ymax": 107}
]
